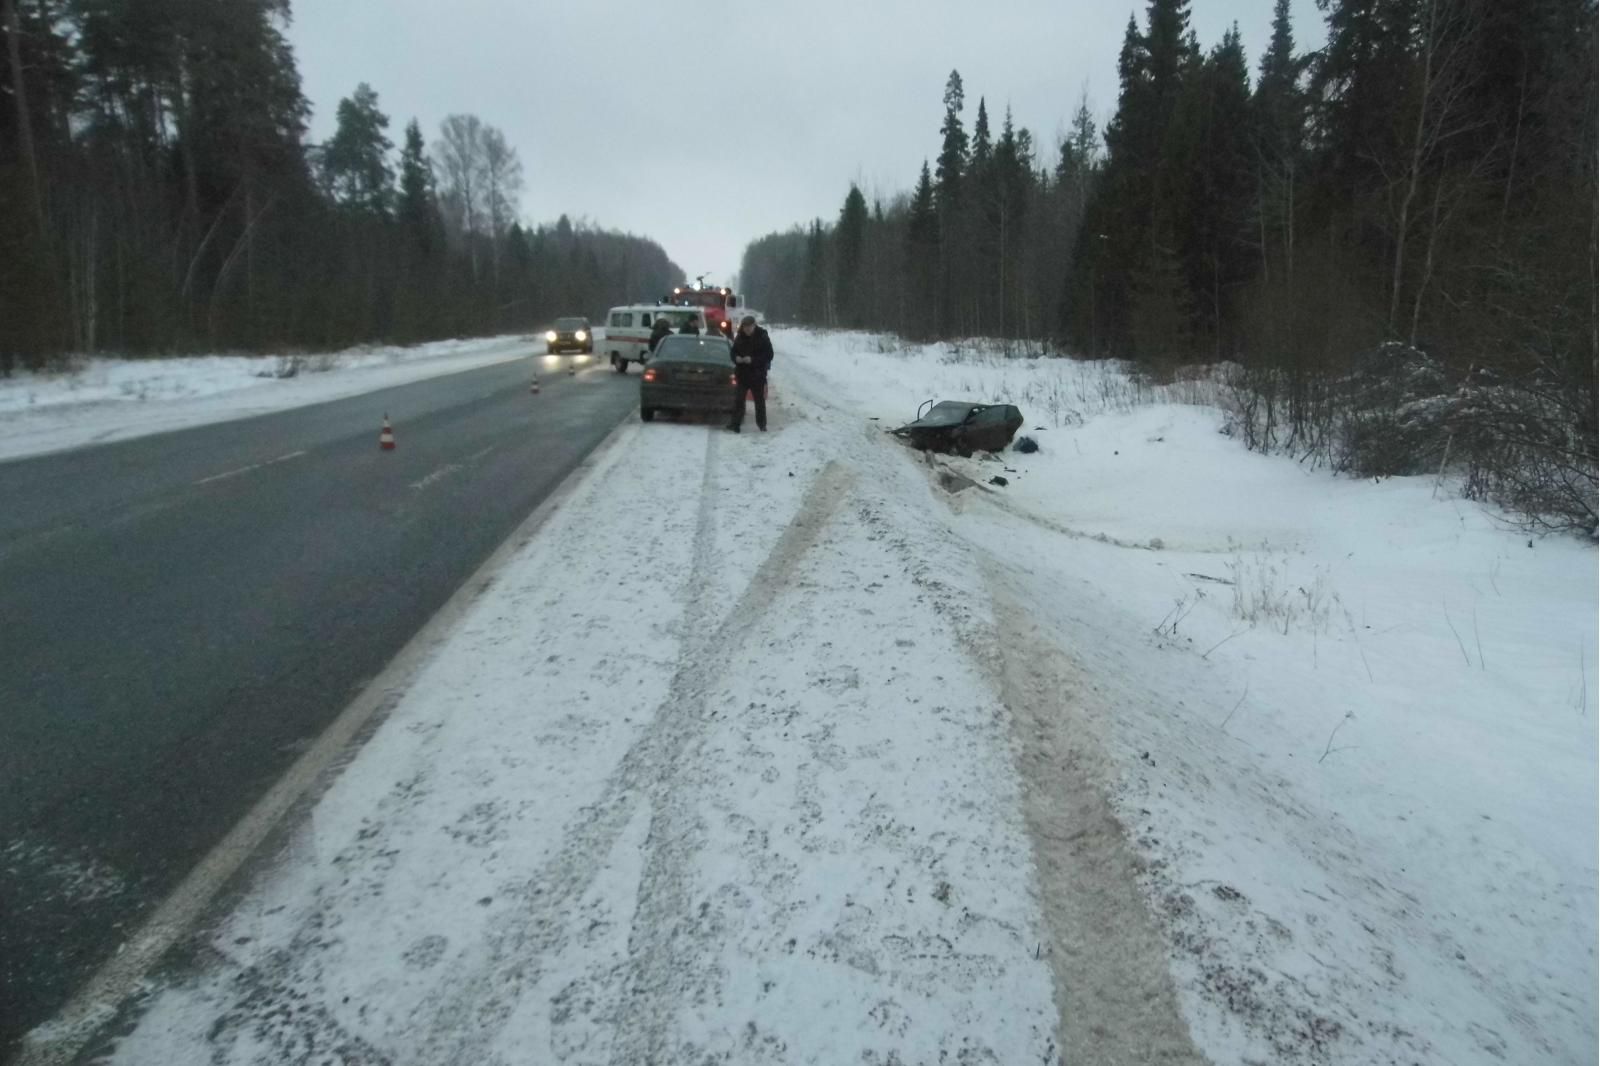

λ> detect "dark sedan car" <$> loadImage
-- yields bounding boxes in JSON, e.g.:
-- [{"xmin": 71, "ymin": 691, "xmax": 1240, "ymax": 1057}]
[
  {"xmin": 639, "ymin": 334, "xmax": 735, "ymax": 422},
  {"xmin": 545, "ymin": 316, "xmax": 592, "ymax": 354}
]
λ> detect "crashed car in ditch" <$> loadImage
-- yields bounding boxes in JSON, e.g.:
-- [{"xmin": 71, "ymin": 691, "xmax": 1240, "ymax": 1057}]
[{"xmin": 891, "ymin": 400, "xmax": 1024, "ymax": 456}]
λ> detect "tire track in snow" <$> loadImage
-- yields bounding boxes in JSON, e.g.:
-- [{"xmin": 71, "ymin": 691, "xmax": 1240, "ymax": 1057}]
[
  {"xmin": 806, "ymin": 394, "xmax": 1207, "ymax": 1064},
  {"xmin": 979, "ymin": 565, "xmax": 1209, "ymax": 1065},
  {"xmin": 607, "ymin": 457, "xmax": 856, "ymax": 1064},
  {"xmin": 414, "ymin": 448, "xmax": 855, "ymax": 1063}
]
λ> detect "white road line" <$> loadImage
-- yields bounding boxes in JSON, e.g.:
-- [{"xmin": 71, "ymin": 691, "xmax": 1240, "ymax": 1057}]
[
  {"xmin": 12, "ymin": 417, "xmax": 640, "ymax": 1066},
  {"xmin": 410, "ymin": 447, "xmax": 494, "ymax": 491},
  {"xmin": 409, "ymin": 463, "xmax": 462, "ymax": 491},
  {"xmin": 193, "ymin": 450, "xmax": 307, "ymax": 486}
]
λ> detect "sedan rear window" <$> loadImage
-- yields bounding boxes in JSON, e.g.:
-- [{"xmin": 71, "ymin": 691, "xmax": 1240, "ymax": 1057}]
[{"xmin": 655, "ymin": 336, "xmax": 732, "ymax": 362}]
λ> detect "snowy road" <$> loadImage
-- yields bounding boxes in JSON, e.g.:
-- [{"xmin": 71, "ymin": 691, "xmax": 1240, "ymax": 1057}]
[{"xmin": 0, "ymin": 352, "xmax": 636, "ymax": 1057}]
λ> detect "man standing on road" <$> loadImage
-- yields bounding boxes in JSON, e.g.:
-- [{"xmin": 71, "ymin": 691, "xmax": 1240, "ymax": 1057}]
[
  {"xmin": 727, "ymin": 315, "xmax": 773, "ymax": 433},
  {"xmin": 648, "ymin": 313, "xmax": 673, "ymax": 355}
]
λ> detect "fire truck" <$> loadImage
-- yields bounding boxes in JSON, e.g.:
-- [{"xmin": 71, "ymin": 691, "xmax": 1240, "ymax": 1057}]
[{"xmin": 662, "ymin": 276, "xmax": 747, "ymax": 337}]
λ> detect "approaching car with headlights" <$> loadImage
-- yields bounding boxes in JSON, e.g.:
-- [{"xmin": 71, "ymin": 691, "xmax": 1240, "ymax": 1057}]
[
  {"xmin": 639, "ymin": 334, "xmax": 735, "ymax": 422},
  {"xmin": 545, "ymin": 317, "xmax": 592, "ymax": 354}
]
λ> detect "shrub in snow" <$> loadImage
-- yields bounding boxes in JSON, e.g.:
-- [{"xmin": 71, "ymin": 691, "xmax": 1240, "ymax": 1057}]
[
  {"xmin": 1450, "ymin": 368, "xmax": 1598, "ymax": 538},
  {"xmin": 1224, "ymin": 340, "xmax": 1595, "ymax": 537},
  {"xmin": 1337, "ymin": 342, "xmax": 1452, "ymax": 477},
  {"xmin": 1013, "ymin": 436, "xmax": 1039, "ymax": 454}
]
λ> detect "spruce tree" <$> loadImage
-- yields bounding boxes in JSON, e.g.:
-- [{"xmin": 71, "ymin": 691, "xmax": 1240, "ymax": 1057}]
[
  {"xmin": 1104, "ymin": 14, "xmax": 1152, "ymax": 170},
  {"xmin": 905, "ymin": 162, "xmax": 940, "ymax": 337},
  {"xmin": 1058, "ymin": 99, "xmax": 1098, "ymax": 183},
  {"xmin": 934, "ymin": 71, "xmax": 969, "ymax": 333},
  {"xmin": 1250, "ymin": 0, "xmax": 1305, "ymax": 288},
  {"xmin": 1145, "ymin": 0, "xmax": 1194, "ymax": 116},
  {"xmin": 935, "ymin": 70, "xmax": 968, "ymax": 212},
  {"xmin": 835, "ymin": 184, "xmax": 868, "ymax": 326},
  {"xmin": 990, "ymin": 108, "xmax": 1033, "ymax": 338},
  {"xmin": 1254, "ymin": 0, "xmax": 1302, "ymax": 154},
  {"xmin": 1175, "ymin": 25, "xmax": 1255, "ymax": 355},
  {"xmin": 1071, "ymin": 13, "xmax": 1155, "ymax": 355},
  {"xmin": 397, "ymin": 119, "xmax": 438, "ymax": 253},
  {"xmin": 970, "ymin": 96, "xmax": 996, "ymax": 328},
  {"xmin": 798, "ymin": 219, "xmax": 829, "ymax": 325},
  {"xmin": 971, "ymin": 97, "xmax": 993, "ymax": 179},
  {"xmin": 907, "ymin": 163, "xmax": 937, "ymax": 247}
]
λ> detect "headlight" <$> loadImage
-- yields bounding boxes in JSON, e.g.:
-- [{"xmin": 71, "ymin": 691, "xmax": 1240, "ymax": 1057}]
[
  {"xmin": 575, "ymin": 330, "xmax": 587, "ymax": 341},
  {"xmin": 545, "ymin": 330, "xmax": 557, "ymax": 342}
]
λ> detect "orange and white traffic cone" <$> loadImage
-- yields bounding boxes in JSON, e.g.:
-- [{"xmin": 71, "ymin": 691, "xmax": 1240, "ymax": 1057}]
[
  {"xmin": 529, "ymin": 374, "xmax": 541, "ymax": 395},
  {"xmin": 379, "ymin": 414, "xmax": 396, "ymax": 450}
]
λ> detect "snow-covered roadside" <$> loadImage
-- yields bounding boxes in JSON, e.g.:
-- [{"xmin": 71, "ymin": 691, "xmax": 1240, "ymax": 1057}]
[
  {"xmin": 89, "ymin": 385, "xmax": 1068, "ymax": 1063},
  {"xmin": 0, "ymin": 334, "xmax": 547, "ymax": 461},
  {"xmin": 47, "ymin": 326, "xmax": 1596, "ymax": 1065},
  {"xmin": 781, "ymin": 329, "xmax": 1599, "ymax": 1064}
]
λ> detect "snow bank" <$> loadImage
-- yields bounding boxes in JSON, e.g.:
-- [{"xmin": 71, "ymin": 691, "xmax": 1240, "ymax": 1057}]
[
  {"xmin": 0, "ymin": 335, "xmax": 540, "ymax": 461},
  {"xmin": 785, "ymin": 328, "xmax": 1599, "ymax": 1065}
]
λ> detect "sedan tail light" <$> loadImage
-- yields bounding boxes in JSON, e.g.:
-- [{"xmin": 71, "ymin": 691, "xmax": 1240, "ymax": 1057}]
[
  {"xmin": 642, "ymin": 367, "xmax": 659, "ymax": 382},
  {"xmin": 729, "ymin": 373, "xmax": 738, "ymax": 386}
]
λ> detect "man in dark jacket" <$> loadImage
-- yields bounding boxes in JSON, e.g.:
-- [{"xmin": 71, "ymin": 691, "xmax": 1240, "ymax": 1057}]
[
  {"xmin": 727, "ymin": 315, "xmax": 773, "ymax": 432},
  {"xmin": 677, "ymin": 315, "xmax": 700, "ymax": 335},
  {"xmin": 647, "ymin": 314, "xmax": 673, "ymax": 354}
]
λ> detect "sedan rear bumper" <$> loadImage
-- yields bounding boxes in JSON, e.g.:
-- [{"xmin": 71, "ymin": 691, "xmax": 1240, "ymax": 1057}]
[{"xmin": 640, "ymin": 382, "xmax": 734, "ymax": 412}]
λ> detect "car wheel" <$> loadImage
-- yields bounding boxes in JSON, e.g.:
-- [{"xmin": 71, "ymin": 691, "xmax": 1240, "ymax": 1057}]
[
  {"xmin": 615, "ymin": 358, "xmax": 628, "ymax": 374},
  {"xmin": 640, "ymin": 407, "xmax": 655, "ymax": 422}
]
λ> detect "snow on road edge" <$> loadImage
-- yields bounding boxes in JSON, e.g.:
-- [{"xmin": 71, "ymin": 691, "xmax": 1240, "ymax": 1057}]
[
  {"xmin": 0, "ymin": 335, "xmax": 548, "ymax": 461},
  {"xmin": 97, "ymin": 376, "xmax": 1071, "ymax": 1063}
]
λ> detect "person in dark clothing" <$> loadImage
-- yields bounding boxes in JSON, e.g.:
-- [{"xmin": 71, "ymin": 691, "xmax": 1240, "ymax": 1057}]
[
  {"xmin": 677, "ymin": 315, "xmax": 700, "ymax": 335},
  {"xmin": 726, "ymin": 315, "xmax": 773, "ymax": 432},
  {"xmin": 648, "ymin": 314, "xmax": 673, "ymax": 354}
]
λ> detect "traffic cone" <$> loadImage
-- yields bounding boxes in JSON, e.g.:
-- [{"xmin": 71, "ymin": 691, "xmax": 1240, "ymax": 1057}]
[
  {"xmin": 379, "ymin": 414, "xmax": 396, "ymax": 450},
  {"xmin": 529, "ymin": 374, "xmax": 541, "ymax": 395}
]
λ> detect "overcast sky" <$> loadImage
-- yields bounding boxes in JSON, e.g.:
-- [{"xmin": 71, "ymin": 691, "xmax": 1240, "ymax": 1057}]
[{"xmin": 289, "ymin": 0, "xmax": 1325, "ymax": 288}]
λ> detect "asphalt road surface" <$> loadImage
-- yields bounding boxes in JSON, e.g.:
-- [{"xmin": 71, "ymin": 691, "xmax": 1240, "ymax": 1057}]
[{"xmin": 0, "ymin": 349, "xmax": 638, "ymax": 1054}]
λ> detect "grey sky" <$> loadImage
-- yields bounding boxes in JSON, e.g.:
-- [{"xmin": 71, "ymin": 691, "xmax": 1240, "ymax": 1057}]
[{"xmin": 289, "ymin": 1, "xmax": 1325, "ymax": 290}]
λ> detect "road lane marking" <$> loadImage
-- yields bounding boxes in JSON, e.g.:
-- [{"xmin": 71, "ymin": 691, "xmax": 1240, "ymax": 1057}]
[
  {"xmin": 409, "ymin": 463, "xmax": 462, "ymax": 491},
  {"xmin": 13, "ymin": 414, "xmax": 642, "ymax": 1066},
  {"xmin": 410, "ymin": 445, "xmax": 496, "ymax": 491},
  {"xmin": 193, "ymin": 450, "xmax": 307, "ymax": 486}
]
